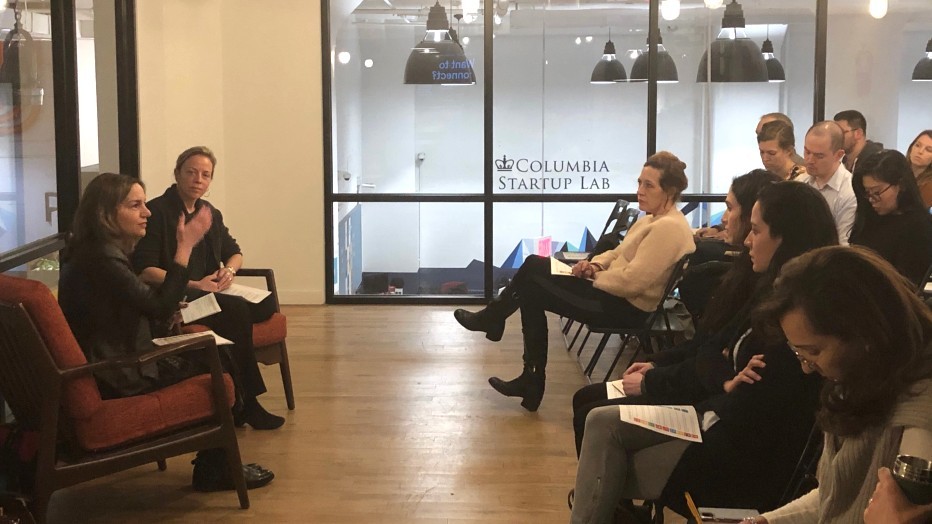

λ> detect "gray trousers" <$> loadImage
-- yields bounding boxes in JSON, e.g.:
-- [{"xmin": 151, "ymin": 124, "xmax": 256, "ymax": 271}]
[{"xmin": 570, "ymin": 406, "xmax": 692, "ymax": 524}]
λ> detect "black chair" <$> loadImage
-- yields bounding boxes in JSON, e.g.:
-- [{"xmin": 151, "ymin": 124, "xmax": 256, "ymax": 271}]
[
  {"xmin": 578, "ymin": 255, "xmax": 692, "ymax": 382},
  {"xmin": 555, "ymin": 199, "xmax": 629, "ymax": 269}
]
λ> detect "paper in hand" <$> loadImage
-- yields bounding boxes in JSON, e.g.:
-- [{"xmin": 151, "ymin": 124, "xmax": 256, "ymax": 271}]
[
  {"xmin": 219, "ymin": 283, "xmax": 272, "ymax": 304},
  {"xmin": 152, "ymin": 330, "xmax": 234, "ymax": 347},
  {"xmin": 550, "ymin": 256, "xmax": 574, "ymax": 276},
  {"xmin": 181, "ymin": 293, "xmax": 222, "ymax": 324}
]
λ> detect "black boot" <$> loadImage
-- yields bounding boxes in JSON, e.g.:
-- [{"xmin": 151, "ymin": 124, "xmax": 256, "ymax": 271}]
[
  {"xmin": 233, "ymin": 396, "xmax": 285, "ymax": 430},
  {"xmin": 191, "ymin": 449, "xmax": 275, "ymax": 492},
  {"xmin": 453, "ymin": 289, "xmax": 519, "ymax": 342},
  {"xmin": 488, "ymin": 365, "xmax": 545, "ymax": 411}
]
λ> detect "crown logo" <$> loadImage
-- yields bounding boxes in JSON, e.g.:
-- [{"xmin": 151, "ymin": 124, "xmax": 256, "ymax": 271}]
[{"xmin": 495, "ymin": 155, "xmax": 515, "ymax": 171}]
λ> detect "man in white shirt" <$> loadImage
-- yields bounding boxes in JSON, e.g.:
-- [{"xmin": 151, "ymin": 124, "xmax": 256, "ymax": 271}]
[{"xmin": 796, "ymin": 121, "xmax": 857, "ymax": 245}]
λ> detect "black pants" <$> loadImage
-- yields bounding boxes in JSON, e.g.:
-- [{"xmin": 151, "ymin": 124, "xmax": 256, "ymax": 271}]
[
  {"xmin": 508, "ymin": 255, "xmax": 649, "ymax": 372},
  {"xmin": 193, "ymin": 293, "xmax": 276, "ymax": 400}
]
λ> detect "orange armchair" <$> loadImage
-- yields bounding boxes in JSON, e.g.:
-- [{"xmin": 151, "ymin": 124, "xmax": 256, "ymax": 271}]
[
  {"xmin": 0, "ymin": 274, "xmax": 249, "ymax": 522},
  {"xmin": 183, "ymin": 268, "xmax": 294, "ymax": 410}
]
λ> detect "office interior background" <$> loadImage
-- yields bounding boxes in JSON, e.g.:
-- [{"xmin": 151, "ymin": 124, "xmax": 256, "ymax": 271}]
[{"xmin": 1, "ymin": 0, "xmax": 931, "ymax": 305}]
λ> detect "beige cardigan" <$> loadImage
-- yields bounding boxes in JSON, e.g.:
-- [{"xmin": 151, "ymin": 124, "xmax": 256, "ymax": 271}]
[
  {"xmin": 589, "ymin": 207, "xmax": 695, "ymax": 312},
  {"xmin": 763, "ymin": 380, "xmax": 932, "ymax": 523}
]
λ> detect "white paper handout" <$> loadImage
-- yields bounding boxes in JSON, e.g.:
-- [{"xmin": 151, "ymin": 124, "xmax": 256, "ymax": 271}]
[
  {"xmin": 618, "ymin": 404, "xmax": 703, "ymax": 443},
  {"xmin": 152, "ymin": 330, "xmax": 234, "ymax": 347},
  {"xmin": 550, "ymin": 257, "xmax": 574, "ymax": 276},
  {"xmin": 219, "ymin": 283, "xmax": 272, "ymax": 304},
  {"xmin": 606, "ymin": 379, "xmax": 627, "ymax": 400},
  {"xmin": 180, "ymin": 293, "xmax": 222, "ymax": 324}
]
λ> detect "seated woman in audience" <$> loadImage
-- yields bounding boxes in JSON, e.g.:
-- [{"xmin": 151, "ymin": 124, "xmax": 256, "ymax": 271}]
[
  {"xmin": 748, "ymin": 246, "xmax": 932, "ymax": 523},
  {"xmin": 758, "ymin": 120, "xmax": 806, "ymax": 181},
  {"xmin": 571, "ymin": 169, "xmax": 781, "ymax": 454},
  {"xmin": 850, "ymin": 149, "xmax": 932, "ymax": 286},
  {"xmin": 907, "ymin": 130, "xmax": 932, "ymax": 208},
  {"xmin": 569, "ymin": 182, "xmax": 838, "ymax": 523},
  {"xmin": 454, "ymin": 152, "xmax": 695, "ymax": 412},
  {"xmin": 59, "ymin": 172, "xmax": 274, "ymax": 492},
  {"xmin": 133, "ymin": 146, "xmax": 283, "ymax": 430}
]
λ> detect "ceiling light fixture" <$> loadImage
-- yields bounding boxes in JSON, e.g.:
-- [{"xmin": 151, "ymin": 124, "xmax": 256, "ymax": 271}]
[
  {"xmin": 912, "ymin": 38, "xmax": 932, "ymax": 81},
  {"xmin": 869, "ymin": 0, "xmax": 888, "ymax": 19},
  {"xmin": 762, "ymin": 26, "xmax": 785, "ymax": 83},
  {"xmin": 704, "ymin": 0, "xmax": 725, "ymax": 8},
  {"xmin": 660, "ymin": 0, "xmax": 680, "ymax": 21},
  {"xmin": 591, "ymin": 31, "xmax": 627, "ymax": 84},
  {"xmin": 403, "ymin": 2, "xmax": 475, "ymax": 85},
  {"xmin": 630, "ymin": 32, "xmax": 679, "ymax": 83},
  {"xmin": 697, "ymin": 0, "xmax": 768, "ymax": 83},
  {"xmin": 0, "ymin": 1, "xmax": 45, "ymax": 106}
]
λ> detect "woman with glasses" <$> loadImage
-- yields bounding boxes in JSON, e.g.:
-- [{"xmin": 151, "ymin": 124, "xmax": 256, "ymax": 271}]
[
  {"xmin": 906, "ymin": 130, "xmax": 932, "ymax": 208},
  {"xmin": 747, "ymin": 246, "xmax": 932, "ymax": 523},
  {"xmin": 850, "ymin": 149, "xmax": 932, "ymax": 286},
  {"xmin": 569, "ymin": 182, "xmax": 839, "ymax": 523}
]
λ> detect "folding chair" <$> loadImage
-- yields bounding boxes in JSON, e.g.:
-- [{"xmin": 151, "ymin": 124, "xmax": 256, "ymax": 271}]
[{"xmin": 580, "ymin": 255, "xmax": 691, "ymax": 382}]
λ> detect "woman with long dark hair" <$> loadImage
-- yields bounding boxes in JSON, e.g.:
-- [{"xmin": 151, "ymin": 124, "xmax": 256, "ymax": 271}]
[
  {"xmin": 750, "ymin": 246, "xmax": 932, "ymax": 523},
  {"xmin": 569, "ymin": 182, "xmax": 839, "ymax": 523},
  {"xmin": 571, "ymin": 169, "xmax": 779, "ymax": 453},
  {"xmin": 59, "ymin": 173, "xmax": 274, "ymax": 492},
  {"xmin": 454, "ymin": 152, "xmax": 696, "ymax": 411},
  {"xmin": 906, "ymin": 129, "xmax": 932, "ymax": 207},
  {"xmin": 850, "ymin": 149, "xmax": 932, "ymax": 286}
]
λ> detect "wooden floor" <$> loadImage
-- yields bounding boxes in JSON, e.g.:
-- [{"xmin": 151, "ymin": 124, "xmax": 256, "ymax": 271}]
[{"xmin": 44, "ymin": 306, "xmax": 686, "ymax": 523}]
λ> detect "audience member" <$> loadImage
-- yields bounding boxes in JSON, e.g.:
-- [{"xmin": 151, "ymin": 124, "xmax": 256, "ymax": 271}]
[
  {"xmin": 454, "ymin": 152, "xmax": 695, "ymax": 412},
  {"xmin": 758, "ymin": 120, "xmax": 806, "ymax": 180},
  {"xmin": 797, "ymin": 121, "xmax": 857, "ymax": 245},
  {"xmin": 569, "ymin": 182, "xmax": 838, "ymax": 523},
  {"xmin": 834, "ymin": 110, "xmax": 884, "ymax": 172},
  {"xmin": 133, "ymin": 146, "xmax": 284, "ymax": 430},
  {"xmin": 749, "ymin": 246, "xmax": 932, "ymax": 523},
  {"xmin": 907, "ymin": 129, "xmax": 932, "ymax": 208},
  {"xmin": 58, "ymin": 172, "xmax": 274, "ymax": 493},
  {"xmin": 572, "ymin": 170, "xmax": 781, "ymax": 453},
  {"xmin": 850, "ymin": 149, "xmax": 932, "ymax": 285},
  {"xmin": 756, "ymin": 112, "xmax": 804, "ymax": 165}
]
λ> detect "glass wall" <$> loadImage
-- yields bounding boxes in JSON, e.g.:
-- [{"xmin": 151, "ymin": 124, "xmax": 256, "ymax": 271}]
[
  {"xmin": 326, "ymin": 0, "xmax": 930, "ymax": 301},
  {"xmin": 0, "ymin": 2, "xmax": 58, "ymax": 255},
  {"xmin": 826, "ymin": 0, "xmax": 932, "ymax": 153}
]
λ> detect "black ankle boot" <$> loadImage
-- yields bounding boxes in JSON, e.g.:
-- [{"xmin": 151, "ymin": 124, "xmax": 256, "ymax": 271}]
[
  {"xmin": 454, "ymin": 308, "xmax": 506, "ymax": 341},
  {"xmin": 191, "ymin": 449, "xmax": 274, "ymax": 492},
  {"xmin": 234, "ymin": 397, "xmax": 285, "ymax": 430},
  {"xmin": 488, "ymin": 366, "xmax": 545, "ymax": 411},
  {"xmin": 453, "ymin": 290, "xmax": 519, "ymax": 342}
]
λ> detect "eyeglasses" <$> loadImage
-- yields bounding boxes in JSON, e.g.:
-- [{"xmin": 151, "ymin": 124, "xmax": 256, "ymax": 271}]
[
  {"xmin": 788, "ymin": 343, "xmax": 817, "ymax": 371},
  {"xmin": 865, "ymin": 184, "xmax": 893, "ymax": 202}
]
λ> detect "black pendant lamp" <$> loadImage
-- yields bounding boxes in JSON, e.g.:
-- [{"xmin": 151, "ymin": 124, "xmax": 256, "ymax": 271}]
[
  {"xmin": 590, "ymin": 35, "xmax": 627, "ymax": 84},
  {"xmin": 404, "ymin": 2, "xmax": 475, "ymax": 85},
  {"xmin": 697, "ymin": 0, "xmax": 768, "ymax": 83},
  {"xmin": 761, "ymin": 27, "xmax": 785, "ymax": 83},
  {"xmin": 630, "ymin": 33, "xmax": 679, "ymax": 83},
  {"xmin": 912, "ymin": 38, "xmax": 932, "ymax": 82},
  {"xmin": 0, "ymin": 3, "xmax": 45, "ymax": 106}
]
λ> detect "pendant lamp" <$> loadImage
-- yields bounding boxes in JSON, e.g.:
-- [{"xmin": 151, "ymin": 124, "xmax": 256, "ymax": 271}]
[
  {"xmin": 0, "ymin": 3, "xmax": 45, "ymax": 106},
  {"xmin": 912, "ymin": 38, "xmax": 932, "ymax": 82},
  {"xmin": 590, "ymin": 35, "xmax": 627, "ymax": 84},
  {"xmin": 629, "ymin": 33, "xmax": 679, "ymax": 83},
  {"xmin": 696, "ymin": 0, "xmax": 768, "ymax": 83},
  {"xmin": 761, "ymin": 27, "xmax": 785, "ymax": 83},
  {"xmin": 403, "ymin": 2, "xmax": 476, "ymax": 85}
]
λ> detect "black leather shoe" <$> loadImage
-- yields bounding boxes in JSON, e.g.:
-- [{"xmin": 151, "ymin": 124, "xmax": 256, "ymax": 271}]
[
  {"xmin": 192, "ymin": 456, "xmax": 274, "ymax": 492},
  {"xmin": 454, "ymin": 309, "xmax": 505, "ymax": 341}
]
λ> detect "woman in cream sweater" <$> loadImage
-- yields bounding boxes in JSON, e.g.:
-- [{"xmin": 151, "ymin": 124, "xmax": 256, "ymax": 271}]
[
  {"xmin": 453, "ymin": 151, "xmax": 695, "ymax": 412},
  {"xmin": 750, "ymin": 246, "xmax": 932, "ymax": 523}
]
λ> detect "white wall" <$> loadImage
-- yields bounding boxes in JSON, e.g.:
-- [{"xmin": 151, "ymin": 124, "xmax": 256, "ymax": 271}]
[{"xmin": 137, "ymin": 1, "xmax": 324, "ymax": 304}]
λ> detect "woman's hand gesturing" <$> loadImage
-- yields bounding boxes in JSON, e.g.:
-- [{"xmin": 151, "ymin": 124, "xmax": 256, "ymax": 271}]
[{"xmin": 723, "ymin": 354, "xmax": 766, "ymax": 393}]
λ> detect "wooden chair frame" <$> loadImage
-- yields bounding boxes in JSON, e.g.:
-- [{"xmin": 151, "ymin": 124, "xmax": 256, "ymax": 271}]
[{"xmin": 0, "ymin": 301, "xmax": 248, "ymax": 522}]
